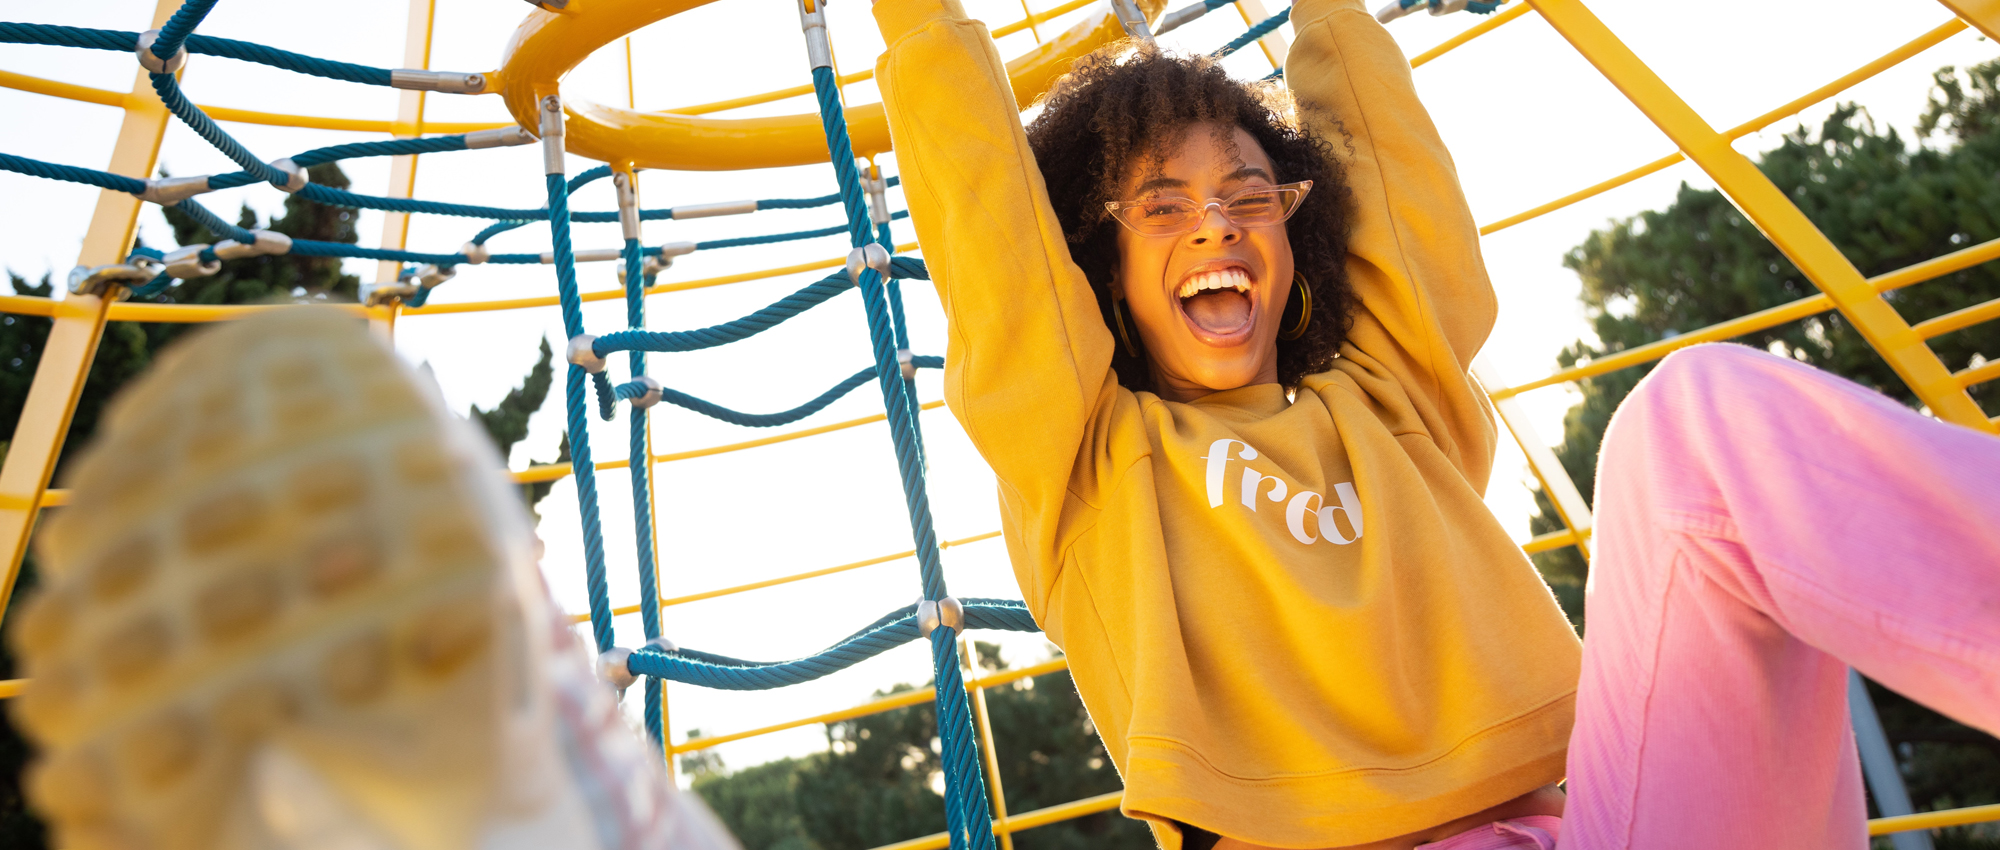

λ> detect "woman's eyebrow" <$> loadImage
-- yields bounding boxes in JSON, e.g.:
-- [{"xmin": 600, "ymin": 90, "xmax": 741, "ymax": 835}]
[
  {"xmin": 1220, "ymin": 165, "xmax": 1274, "ymax": 184},
  {"xmin": 1131, "ymin": 176, "xmax": 1188, "ymax": 195}
]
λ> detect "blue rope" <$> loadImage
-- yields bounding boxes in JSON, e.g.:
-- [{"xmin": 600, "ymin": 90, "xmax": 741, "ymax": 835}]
[
  {"xmin": 694, "ymin": 209, "xmax": 909, "ymax": 251},
  {"xmin": 808, "ymin": 62, "xmax": 995, "ymax": 850},
  {"xmin": 0, "ymin": 152, "xmax": 146, "ymax": 195},
  {"xmin": 545, "ymin": 168, "xmax": 617, "ymax": 655},
  {"xmin": 620, "ymin": 232, "xmax": 667, "ymax": 751},
  {"xmin": 1214, "ymin": 7, "xmax": 1291, "ymax": 59},
  {"xmin": 149, "ymin": 72, "xmax": 290, "ymax": 186},
  {"xmin": 593, "ymin": 372, "xmax": 619, "ymax": 421},
  {"xmin": 0, "ymin": 23, "xmax": 138, "ymax": 51},
  {"xmin": 299, "ymin": 183, "xmax": 546, "ymax": 220},
  {"xmin": 1466, "ymin": 0, "xmax": 1503, "ymax": 12},
  {"xmin": 0, "ymin": 24, "xmax": 399, "ymax": 86},
  {"xmin": 467, "ymin": 167, "xmax": 610, "ymax": 245},
  {"xmin": 626, "ymin": 599, "xmax": 1037, "ymax": 690},
  {"xmin": 616, "ymin": 355, "xmax": 940, "ymax": 428},
  {"xmin": 171, "ymin": 197, "xmax": 257, "ymax": 243},
  {"xmin": 151, "ymin": 0, "xmax": 220, "ymax": 61},
  {"xmin": 290, "ymin": 135, "xmax": 470, "ymax": 167},
  {"xmin": 589, "ymin": 257, "xmax": 927, "ymax": 357}
]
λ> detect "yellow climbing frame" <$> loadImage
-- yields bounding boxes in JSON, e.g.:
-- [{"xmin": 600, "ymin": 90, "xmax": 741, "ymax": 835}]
[{"xmin": 1, "ymin": 0, "xmax": 1998, "ymax": 844}]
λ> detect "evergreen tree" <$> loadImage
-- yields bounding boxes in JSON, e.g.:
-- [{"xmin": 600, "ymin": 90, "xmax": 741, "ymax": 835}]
[
  {"xmin": 693, "ymin": 644, "xmax": 1149, "ymax": 850},
  {"xmin": 1527, "ymin": 60, "xmax": 2000, "ymax": 841},
  {"xmin": 0, "ymin": 163, "xmax": 562, "ymax": 847}
]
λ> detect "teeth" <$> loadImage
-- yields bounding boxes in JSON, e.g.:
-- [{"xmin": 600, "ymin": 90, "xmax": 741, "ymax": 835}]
[{"xmin": 1176, "ymin": 268, "xmax": 1252, "ymax": 299}]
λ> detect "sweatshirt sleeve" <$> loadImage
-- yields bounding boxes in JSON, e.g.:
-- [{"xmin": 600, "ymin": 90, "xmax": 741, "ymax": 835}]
[
  {"xmin": 874, "ymin": 0, "xmax": 1123, "ymax": 603},
  {"xmin": 1288, "ymin": 0, "xmax": 1500, "ymax": 487}
]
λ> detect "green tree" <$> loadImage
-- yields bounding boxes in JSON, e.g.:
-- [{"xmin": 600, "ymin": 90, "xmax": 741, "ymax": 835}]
[
  {"xmin": 693, "ymin": 644, "xmax": 1150, "ymax": 850},
  {"xmin": 1527, "ymin": 60, "xmax": 2000, "ymax": 840},
  {"xmin": 0, "ymin": 164, "xmax": 562, "ymax": 848}
]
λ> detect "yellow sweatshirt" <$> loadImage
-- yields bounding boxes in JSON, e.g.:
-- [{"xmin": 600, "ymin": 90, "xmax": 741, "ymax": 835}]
[{"xmin": 874, "ymin": 1, "xmax": 1582, "ymax": 845}]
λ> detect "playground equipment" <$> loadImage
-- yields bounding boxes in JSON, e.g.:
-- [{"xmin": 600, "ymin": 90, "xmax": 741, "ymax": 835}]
[{"xmin": 2, "ymin": 0, "xmax": 2000, "ymax": 847}]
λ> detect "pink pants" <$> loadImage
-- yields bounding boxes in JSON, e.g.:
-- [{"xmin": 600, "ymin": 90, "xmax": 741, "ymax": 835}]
[{"xmin": 1545, "ymin": 344, "xmax": 2000, "ymax": 849}]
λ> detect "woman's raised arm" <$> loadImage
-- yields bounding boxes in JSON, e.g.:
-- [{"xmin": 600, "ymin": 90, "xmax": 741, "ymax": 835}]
[
  {"xmin": 1288, "ymin": 0, "xmax": 1501, "ymax": 483},
  {"xmin": 874, "ymin": 0, "xmax": 1123, "ymax": 606}
]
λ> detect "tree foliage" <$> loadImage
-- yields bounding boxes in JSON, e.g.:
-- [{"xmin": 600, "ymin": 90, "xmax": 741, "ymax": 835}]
[
  {"xmin": 692, "ymin": 644, "xmax": 1150, "ymax": 850},
  {"xmin": 1528, "ymin": 60, "xmax": 2000, "ymax": 838}
]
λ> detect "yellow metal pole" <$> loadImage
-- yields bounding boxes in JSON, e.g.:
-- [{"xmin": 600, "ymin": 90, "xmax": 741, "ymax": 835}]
[
  {"xmin": 1234, "ymin": 0, "xmax": 1289, "ymax": 70},
  {"xmin": 1524, "ymin": 0, "xmax": 1995, "ymax": 433},
  {"xmin": 963, "ymin": 639, "xmax": 1015, "ymax": 850},
  {"xmin": 1016, "ymin": 0, "xmax": 1044, "ymax": 42},
  {"xmin": 1933, "ymin": 0, "xmax": 2000, "ymax": 39},
  {"xmin": 370, "ymin": 0, "xmax": 438, "ymax": 340},
  {"xmin": 0, "ymin": 0, "xmax": 184, "ymax": 625},
  {"xmin": 1473, "ymin": 362, "xmax": 1593, "ymax": 561}
]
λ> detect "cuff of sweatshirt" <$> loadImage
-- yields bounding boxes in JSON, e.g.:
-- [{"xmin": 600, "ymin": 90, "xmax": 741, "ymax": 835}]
[
  {"xmin": 874, "ymin": 0, "xmax": 970, "ymax": 45},
  {"xmin": 1292, "ymin": 0, "xmax": 1372, "ymax": 32}
]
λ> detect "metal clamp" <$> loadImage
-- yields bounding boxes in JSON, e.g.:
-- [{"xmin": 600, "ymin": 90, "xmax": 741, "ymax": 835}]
[
  {"xmin": 567, "ymin": 334, "xmax": 607, "ymax": 373},
  {"xmin": 1375, "ymin": 0, "xmax": 1424, "ymax": 23},
  {"xmin": 269, "ymin": 158, "xmax": 309, "ymax": 193},
  {"xmin": 413, "ymin": 264, "xmax": 455, "ymax": 289},
  {"xmin": 539, "ymin": 95, "xmax": 566, "ymax": 175},
  {"xmin": 162, "ymin": 245, "xmax": 220, "ymax": 280},
  {"xmin": 798, "ymin": 0, "xmax": 834, "ymax": 70},
  {"xmin": 464, "ymin": 125, "xmax": 537, "ymax": 149},
  {"xmin": 211, "ymin": 229, "xmax": 293, "ymax": 260},
  {"xmin": 657, "ymin": 241, "xmax": 698, "ymax": 259},
  {"xmin": 916, "ymin": 596, "xmax": 965, "ymax": 638},
  {"xmin": 135, "ymin": 30, "xmax": 187, "ymax": 75},
  {"xmin": 864, "ymin": 166, "xmax": 892, "ymax": 227},
  {"xmin": 629, "ymin": 375, "xmax": 663, "ymax": 411},
  {"xmin": 460, "ymin": 242, "xmax": 491, "ymax": 265},
  {"xmin": 897, "ymin": 349, "xmax": 918, "ymax": 380},
  {"xmin": 1429, "ymin": 0, "xmax": 1471, "ymax": 14},
  {"xmin": 670, "ymin": 199, "xmax": 758, "ymax": 220},
  {"xmin": 616, "ymin": 254, "xmax": 669, "ymax": 284},
  {"xmin": 645, "ymin": 636, "xmax": 678, "ymax": 653},
  {"xmin": 139, "ymin": 175, "xmax": 211, "ymax": 205},
  {"xmin": 389, "ymin": 69, "xmax": 487, "ymax": 94},
  {"xmin": 1155, "ymin": 0, "xmax": 1209, "ymax": 35},
  {"xmin": 67, "ymin": 259, "xmax": 160, "ymax": 297},
  {"xmin": 1110, "ymin": 0, "xmax": 1155, "ymax": 43},
  {"xmin": 595, "ymin": 647, "xmax": 638, "ymax": 693},
  {"xmin": 523, "ymin": 0, "xmax": 570, "ymax": 8},
  {"xmin": 614, "ymin": 171, "xmax": 643, "ymax": 241},
  {"xmin": 359, "ymin": 282, "xmax": 418, "ymax": 307},
  {"xmin": 846, "ymin": 243, "xmax": 891, "ymax": 284}
]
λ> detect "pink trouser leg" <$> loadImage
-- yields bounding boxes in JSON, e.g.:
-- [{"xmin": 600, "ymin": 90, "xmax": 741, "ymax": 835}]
[{"xmin": 1557, "ymin": 344, "xmax": 2000, "ymax": 850}]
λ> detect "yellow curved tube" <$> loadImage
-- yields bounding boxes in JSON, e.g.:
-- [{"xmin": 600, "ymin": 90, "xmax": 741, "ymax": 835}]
[{"xmin": 497, "ymin": 0, "xmax": 1159, "ymax": 171}]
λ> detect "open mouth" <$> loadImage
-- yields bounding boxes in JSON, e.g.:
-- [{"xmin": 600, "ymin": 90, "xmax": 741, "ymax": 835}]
[{"xmin": 1175, "ymin": 265, "xmax": 1255, "ymax": 339}]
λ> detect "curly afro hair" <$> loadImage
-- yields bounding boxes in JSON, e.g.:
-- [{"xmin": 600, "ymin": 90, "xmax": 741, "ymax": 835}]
[{"xmin": 1026, "ymin": 47, "xmax": 1355, "ymax": 393}]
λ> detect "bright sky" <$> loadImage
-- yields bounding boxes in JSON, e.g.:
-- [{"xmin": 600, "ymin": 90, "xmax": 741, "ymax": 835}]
[{"xmin": 1, "ymin": 0, "xmax": 1993, "ymax": 779}]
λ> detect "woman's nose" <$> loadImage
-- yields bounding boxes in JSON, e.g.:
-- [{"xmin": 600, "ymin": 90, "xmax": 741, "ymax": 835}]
[{"xmin": 1186, "ymin": 203, "xmax": 1241, "ymax": 246}]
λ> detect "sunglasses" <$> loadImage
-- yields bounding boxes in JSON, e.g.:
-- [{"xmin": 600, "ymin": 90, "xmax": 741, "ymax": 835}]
[{"xmin": 1104, "ymin": 180, "xmax": 1313, "ymax": 237}]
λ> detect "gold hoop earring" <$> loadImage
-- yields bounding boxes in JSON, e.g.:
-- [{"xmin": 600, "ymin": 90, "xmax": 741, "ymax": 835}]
[
  {"xmin": 1111, "ymin": 298, "xmax": 1140, "ymax": 358},
  {"xmin": 1279, "ymin": 272, "xmax": 1313, "ymax": 341}
]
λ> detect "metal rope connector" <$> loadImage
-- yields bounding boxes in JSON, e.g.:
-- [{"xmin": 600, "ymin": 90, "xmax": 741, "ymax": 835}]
[
  {"xmin": 614, "ymin": 171, "xmax": 643, "ymax": 241},
  {"xmin": 463, "ymin": 126, "xmax": 537, "ymax": 149},
  {"xmin": 916, "ymin": 596, "xmax": 965, "ymax": 638},
  {"xmin": 459, "ymin": 242, "xmax": 491, "ymax": 265},
  {"xmin": 567, "ymin": 334, "xmax": 607, "ymax": 373},
  {"xmin": 846, "ymin": 243, "xmax": 891, "ymax": 284},
  {"xmin": 1375, "ymin": 0, "xmax": 1424, "ymax": 23},
  {"xmin": 615, "ymin": 254, "xmax": 668, "ymax": 284},
  {"xmin": 269, "ymin": 158, "xmax": 310, "ymax": 193},
  {"xmin": 670, "ymin": 200, "xmax": 757, "ymax": 220},
  {"xmin": 359, "ymin": 282, "xmax": 418, "ymax": 306},
  {"xmin": 211, "ymin": 229, "xmax": 293, "ymax": 260},
  {"xmin": 645, "ymin": 636, "xmax": 678, "ymax": 653},
  {"xmin": 140, "ymin": 175, "xmax": 211, "ymax": 205},
  {"xmin": 134, "ymin": 30, "xmax": 187, "ymax": 75},
  {"xmin": 389, "ymin": 69, "xmax": 488, "ymax": 94},
  {"xmin": 67, "ymin": 259, "xmax": 160, "ymax": 297},
  {"xmin": 798, "ymin": 0, "xmax": 834, "ymax": 70},
  {"xmin": 162, "ymin": 245, "xmax": 220, "ymax": 280},
  {"xmin": 1155, "ymin": 0, "xmax": 1211, "ymax": 36},
  {"xmin": 864, "ymin": 164, "xmax": 892, "ymax": 226},
  {"xmin": 898, "ymin": 349, "xmax": 918, "ymax": 380},
  {"xmin": 539, "ymin": 95, "xmax": 566, "ymax": 176},
  {"xmin": 523, "ymin": 0, "xmax": 570, "ymax": 8},
  {"xmin": 628, "ymin": 375, "xmax": 663, "ymax": 411},
  {"xmin": 595, "ymin": 647, "xmax": 638, "ymax": 693},
  {"xmin": 1110, "ymin": 0, "xmax": 1155, "ymax": 43},
  {"xmin": 413, "ymin": 264, "xmax": 455, "ymax": 290}
]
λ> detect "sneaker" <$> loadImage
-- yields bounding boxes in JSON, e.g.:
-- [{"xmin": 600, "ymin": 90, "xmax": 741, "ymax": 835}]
[{"xmin": 8, "ymin": 307, "xmax": 738, "ymax": 850}]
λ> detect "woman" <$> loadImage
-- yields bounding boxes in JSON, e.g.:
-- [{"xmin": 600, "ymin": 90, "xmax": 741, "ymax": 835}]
[{"xmin": 870, "ymin": 1, "xmax": 2000, "ymax": 848}]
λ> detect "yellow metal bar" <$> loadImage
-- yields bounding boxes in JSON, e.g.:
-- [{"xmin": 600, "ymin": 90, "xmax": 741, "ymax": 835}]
[
  {"xmin": 1521, "ymin": 0, "xmax": 1990, "ymax": 431},
  {"xmin": 0, "ymin": 679, "xmax": 22, "ymax": 699},
  {"xmin": 0, "ymin": 68, "xmax": 506, "ymax": 135},
  {"xmin": 1915, "ymin": 296, "xmax": 2000, "ymax": 340},
  {"xmin": 991, "ymin": 0, "xmax": 1098, "ymax": 38},
  {"xmin": 1474, "ymin": 362, "xmax": 1593, "ymax": 559},
  {"xmin": 964, "ymin": 640, "xmax": 1016, "ymax": 850},
  {"xmin": 1871, "ymin": 802, "xmax": 2000, "ymax": 835},
  {"xmin": 0, "ymin": 0, "xmax": 184, "ymax": 626},
  {"xmin": 673, "ymin": 658, "xmax": 1072, "ymax": 754},
  {"xmin": 576, "ymin": 530, "xmax": 1003, "ymax": 622},
  {"xmin": 374, "ymin": 0, "xmax": 438, "ymax": 302},
  {"xmin": 1932, "ymin": 0, "xmax": 2000, "ymax": 40},
  {"xmin": 0, "ymin": 295, "xmax": 57, "ymax": 318},
  {"xmin": 1233, "ymin": 0, "xmax": 1287, "ymax": 70},
  {"xmin": 1410, "ymin": 2, "xmax": 1534, "ymax": 69},
  {"xmin": 871, "ymin": 791, "xmax": 1125, "ymax": 850},
  {"xmin": 1521, "ymin": 527, "xmax": 1587, "ymax": 556},
  {"xmin": 1016, "ymin": 0, "xmax": 1044, "ymax": 42},
  {"xmin": 1479, "ymin": 18, "xmax": 1965, "ymax": 236},
  {"xmin": 1954, "ymin": 358, "xmax": 2000, "ymax": 388}
]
